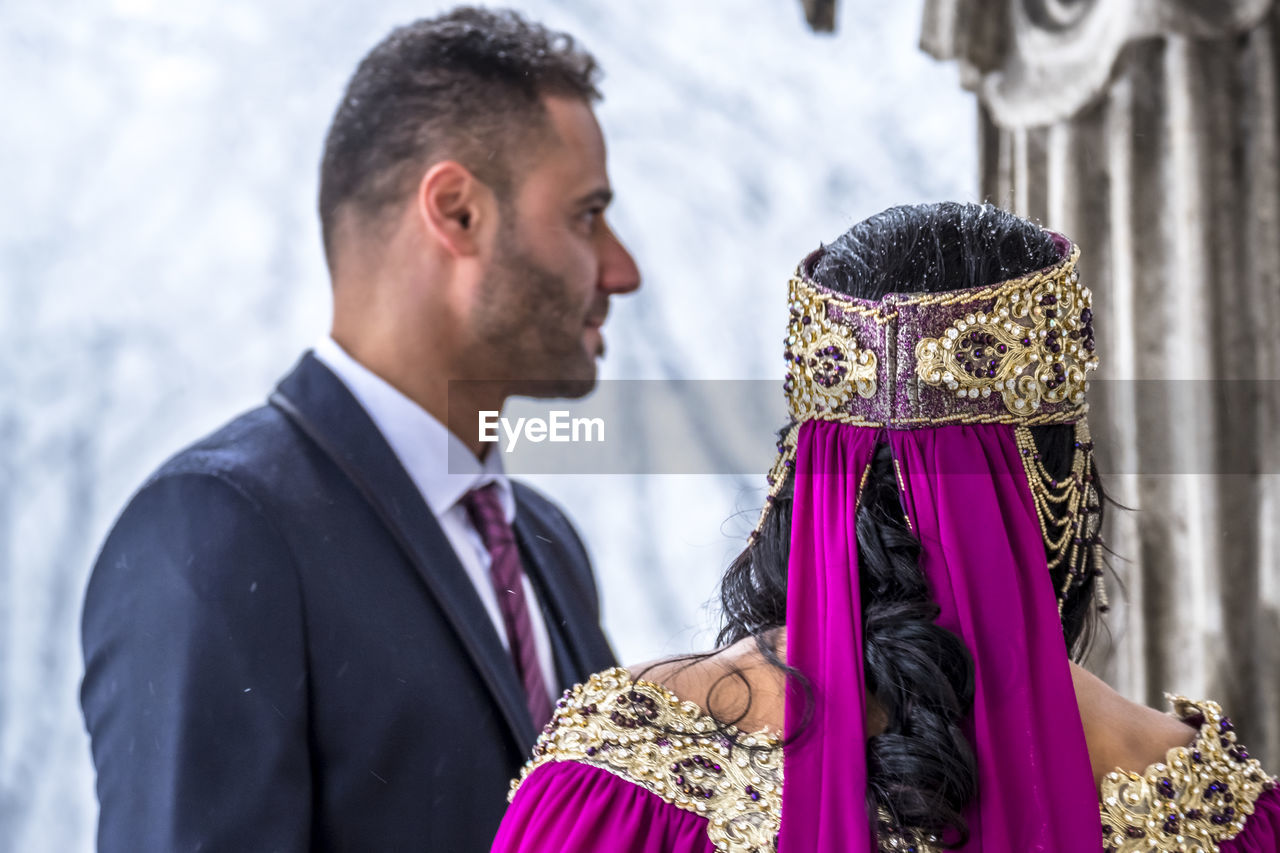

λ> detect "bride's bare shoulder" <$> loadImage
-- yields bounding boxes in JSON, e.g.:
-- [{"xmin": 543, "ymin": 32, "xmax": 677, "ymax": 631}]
[{"xmin": 626, "ymin": 634, "xmax": 787, "ymax": 736}]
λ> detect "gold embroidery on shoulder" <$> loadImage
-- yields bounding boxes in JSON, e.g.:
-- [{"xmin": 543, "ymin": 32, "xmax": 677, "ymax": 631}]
[
  {"xmin": 1100, "ymin": 696, "xmax": 1277, "ymax": 852},
  {"xmin": 511, "ymin": 667, "xmax": 783, "ymax": 853}
]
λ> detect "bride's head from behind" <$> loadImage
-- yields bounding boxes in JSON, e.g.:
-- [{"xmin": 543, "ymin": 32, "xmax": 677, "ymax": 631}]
[{"xmin": 718, "ymin": 201, "xmax": 1110, "ymax": 843}]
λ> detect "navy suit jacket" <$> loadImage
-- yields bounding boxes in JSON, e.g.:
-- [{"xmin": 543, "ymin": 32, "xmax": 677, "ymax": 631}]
[{"xmin": 80, "ymin": 353, "xmax": 616, "ymax": 852}]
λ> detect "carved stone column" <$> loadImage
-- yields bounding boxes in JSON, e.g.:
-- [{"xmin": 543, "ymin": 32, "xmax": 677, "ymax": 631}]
[{"xmin": 923, "ymin": 0, "xmax": 1280, "ymax": 767}]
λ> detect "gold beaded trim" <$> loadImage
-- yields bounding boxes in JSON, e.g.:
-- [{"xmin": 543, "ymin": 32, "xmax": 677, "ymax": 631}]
[
  {"xmin": 1100, "ymin": 697, "xmax": 1277, "ymax": 852},
  {"xmin": 756, "ymin": 244, "xmax": 1097, "ymax": 542},
  {"xmin": 514, "ymin": 673, "xmax": 1276, "ymax": 852},
  {"xmin": 784, "ymin": 275, "xmax": 879, "ymax": 423},
  {"xmin": 511, "ymin": 668, "xmax": 784, "ymax": 853},
  {"xmin": 1015, "ymin": 419, "xmax": 1107, "ymax": 614},
  {"xmin": 512, "ymin": 668, "xmax": 942, "ymax": 853},
  {"xmin": 781, "ymin": 245, "xmax": 1097, "ymax": 425},
  {"xmin": 915, "ymin": 247, "xmax": 1097, "ymax": 415}
]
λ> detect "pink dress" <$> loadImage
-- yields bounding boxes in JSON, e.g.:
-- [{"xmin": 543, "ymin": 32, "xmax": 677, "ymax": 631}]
[{"xmin": 491, "ymin": 669, "xmax": 1280, "ymax": 853}]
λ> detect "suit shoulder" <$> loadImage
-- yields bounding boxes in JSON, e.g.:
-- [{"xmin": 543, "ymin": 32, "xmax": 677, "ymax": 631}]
[{"xmin": 145, "ymin": 404, "xmax": 305, "ymax": 492}]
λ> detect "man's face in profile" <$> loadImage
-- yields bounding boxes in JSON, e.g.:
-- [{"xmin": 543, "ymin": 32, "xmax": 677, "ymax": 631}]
[{"xmin": 472, "ymin": 95, "xmax": 640, "ymax": 399}]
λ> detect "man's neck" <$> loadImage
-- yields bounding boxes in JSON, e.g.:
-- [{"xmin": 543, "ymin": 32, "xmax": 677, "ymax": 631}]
[{"xmin": 328, "ymin": 332, "xmax": 505, "ymax": 458}]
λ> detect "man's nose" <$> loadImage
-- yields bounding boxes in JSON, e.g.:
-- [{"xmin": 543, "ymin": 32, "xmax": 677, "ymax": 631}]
[{"xmin": 597, "ymin": 221, "xmax": 641, "ymax": 295}]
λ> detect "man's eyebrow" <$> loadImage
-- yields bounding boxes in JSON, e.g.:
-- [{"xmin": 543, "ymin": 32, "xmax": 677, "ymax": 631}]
[{"xmin": 575, "ymin": 188, "xmax": 614, "ymax": 208}]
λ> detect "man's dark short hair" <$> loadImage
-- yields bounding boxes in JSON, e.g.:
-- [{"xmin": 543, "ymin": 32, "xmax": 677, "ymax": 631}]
[{"xmin": 318, "ymin": 7, "xmax": 601, "ymax": 267}]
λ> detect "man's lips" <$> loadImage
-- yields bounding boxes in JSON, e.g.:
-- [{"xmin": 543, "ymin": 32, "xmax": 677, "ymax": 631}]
[{"xmin": 584, "ymin": 300, "xmax": 610, "ymax": 329}]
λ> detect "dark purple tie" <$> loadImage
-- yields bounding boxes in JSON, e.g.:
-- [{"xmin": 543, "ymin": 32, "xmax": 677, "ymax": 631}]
[{"xmin": 462, "ymin": 484, "xmax": 554, "ymax": 730}]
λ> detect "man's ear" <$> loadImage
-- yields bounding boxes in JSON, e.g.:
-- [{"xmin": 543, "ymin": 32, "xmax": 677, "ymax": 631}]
[{"xmin": 415, "ymin": 161, "xmax": 494, "ymax": 257}]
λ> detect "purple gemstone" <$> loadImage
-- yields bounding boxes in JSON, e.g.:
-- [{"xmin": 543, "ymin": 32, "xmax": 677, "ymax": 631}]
[
  {"xmin": 1081, "ymin": 308, "xmax": 1093, "ymax": 323},
  {"xmin": 1021, "ymin": 337, "xmax": 1032, "ymax": 346},
  {"xmin": 802, "ymin": 316, "xmax": 812, "ymax": 325},
  {"xmin": 997, "ymin": 344, "xmax": 1007, "ymax": 353}
]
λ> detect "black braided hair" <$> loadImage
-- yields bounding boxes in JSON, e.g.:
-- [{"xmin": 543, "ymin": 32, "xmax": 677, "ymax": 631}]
[{"xmin": 717, "ymin": 202, "xmax": 1112, "ymax": 845}]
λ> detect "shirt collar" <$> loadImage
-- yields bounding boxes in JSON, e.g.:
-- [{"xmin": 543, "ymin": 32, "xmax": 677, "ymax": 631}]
[{"xmin": 311, "ymin": 337, "xmax": 515, "ymax": 524}]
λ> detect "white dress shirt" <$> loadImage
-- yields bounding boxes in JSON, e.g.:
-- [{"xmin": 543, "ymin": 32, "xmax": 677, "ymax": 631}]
[{"xmin": 312, "ymin": 337, "xmax": 557, "ymax": 701}]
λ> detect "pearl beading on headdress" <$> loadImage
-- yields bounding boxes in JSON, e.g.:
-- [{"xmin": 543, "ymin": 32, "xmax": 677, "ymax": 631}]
[
  {"xmin": 781, "ymin": 244, "xmax": 1096, "ymax": 427},
  {"xmin": 754, "ymin": 242, "xmax": 1101, "ymax": 548}
]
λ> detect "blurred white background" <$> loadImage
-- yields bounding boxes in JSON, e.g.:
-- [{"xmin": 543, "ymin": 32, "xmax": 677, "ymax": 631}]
[{"xmin": 0, "ymin": 0, "xmax": 976, "ymax": 848}]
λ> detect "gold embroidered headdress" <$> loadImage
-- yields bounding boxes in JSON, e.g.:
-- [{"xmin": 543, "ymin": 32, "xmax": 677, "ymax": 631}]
[{"xmin": 757, "ymin": 235, "xmax": 1106, "ymax": 610}]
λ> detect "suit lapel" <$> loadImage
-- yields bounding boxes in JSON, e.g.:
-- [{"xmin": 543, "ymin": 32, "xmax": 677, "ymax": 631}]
[
  {"xmin": 269, "ymin": 353, "xmax": 537, "ymax": 748},
  {"xmin": 512, "ymin": 495, "xmax": 612, "ymax": 686}
]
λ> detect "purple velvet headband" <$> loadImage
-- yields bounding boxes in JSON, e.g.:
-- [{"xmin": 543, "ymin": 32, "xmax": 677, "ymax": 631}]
[
  {"xmin": 755, "ymin": 232, "xmax": 1098, "ymax": 541},
  {"xmin": 781, "ymin": 232, "xmax": 1095, "ymax": 428}
]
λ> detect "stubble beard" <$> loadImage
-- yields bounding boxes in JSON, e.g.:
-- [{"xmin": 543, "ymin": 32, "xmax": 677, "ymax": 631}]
[{"xmin": 473, "ymin": 227, "xmax": 598, "ymax": 400}]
